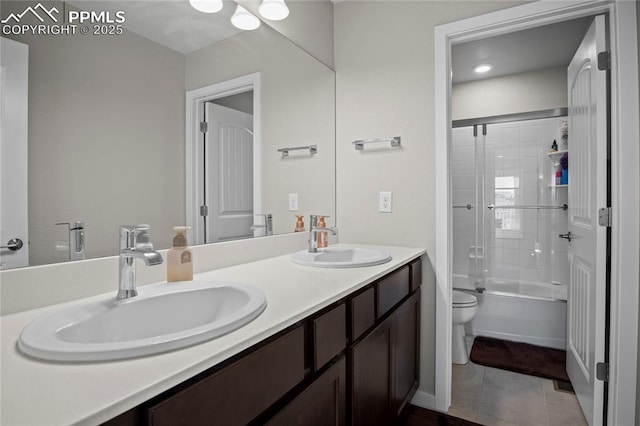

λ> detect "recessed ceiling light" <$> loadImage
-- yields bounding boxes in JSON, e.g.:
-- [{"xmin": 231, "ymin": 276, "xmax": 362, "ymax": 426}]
[{"xmin": 474, "ymin": 64, "xmax": 493, "ymax": 73}]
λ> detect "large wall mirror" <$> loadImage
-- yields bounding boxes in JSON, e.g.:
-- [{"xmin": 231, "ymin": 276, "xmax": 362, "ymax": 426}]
[{"xmin": 0, "ymin": 0, "xmax": 336, "ymax": 270}]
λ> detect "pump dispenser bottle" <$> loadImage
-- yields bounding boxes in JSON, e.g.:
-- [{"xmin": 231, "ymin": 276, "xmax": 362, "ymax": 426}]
[
  {"xmin": 294, "ymin": 215, "xmax": 305, "ymax": 232},
  {"xmin": 167, "ymin": 226, "xmax": 193, "ymax": 282},
  {"xmin": 317, "ymin": 216, "xmax": 328, "ymax": 248}
]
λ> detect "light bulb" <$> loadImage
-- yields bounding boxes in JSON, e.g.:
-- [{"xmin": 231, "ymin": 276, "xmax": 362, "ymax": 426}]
[
  {"xmin": 259, "ymin": 0, "xmax": 289, "ymax": 21},
  {"xmin": 189, "ymin": 0, "xmax": 223, "ymax": 13},
  {"xmin": 231, "ymin": 5, "xmax": 260, "ymax": 30}
]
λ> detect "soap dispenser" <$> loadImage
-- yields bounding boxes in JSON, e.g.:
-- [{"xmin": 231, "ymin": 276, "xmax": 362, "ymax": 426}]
[
  {"xmin": 294, "ymin": 215, "xmax": 305, "ymax": 232},
  {"xmin": 317, "ymin": 216, "xmax": 329, "ymax": 248},
  {"xmin": 167, "ymin": 226, "xmax": 193, "ymax": 282}
]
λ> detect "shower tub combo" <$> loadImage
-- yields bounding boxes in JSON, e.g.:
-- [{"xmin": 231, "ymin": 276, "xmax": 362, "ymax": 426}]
[{"xmin": 453, "ymin": 275, "xmax": 567, "ymax": 350}]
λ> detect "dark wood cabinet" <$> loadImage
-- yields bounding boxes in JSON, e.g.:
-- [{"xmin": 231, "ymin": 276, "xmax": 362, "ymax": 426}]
[
  {"xmin": 393, "ymin": 289, "xmax": 420, "ymax": 416},
  {"xmin": 104, "ymin": 257, "xmax": 422, "ymax": 426},
  {"xmin": 267, "ymin": 357, "xmax": 346, "ymax": 426},
  {"xmin": 350, "ymin": 288, "xmax": 421, "ymax": 425},
  {"xmin": 350, "ymin": 319, "xmax": 393, "ymax": 425},
  {"xmin": 148, "ymin": 325, "xmax": 306, "ymax": 426}
]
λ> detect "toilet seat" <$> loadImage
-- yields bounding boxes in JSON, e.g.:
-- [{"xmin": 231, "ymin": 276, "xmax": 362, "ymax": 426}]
[{"xmin": 452, "ymin": 290, "xmax": 477, "ymax": 308}]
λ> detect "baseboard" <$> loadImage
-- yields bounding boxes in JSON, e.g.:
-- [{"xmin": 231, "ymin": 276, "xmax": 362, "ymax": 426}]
[{"xmin": 410, "ymin": 389, "xmax": 436, "ymax": 410}]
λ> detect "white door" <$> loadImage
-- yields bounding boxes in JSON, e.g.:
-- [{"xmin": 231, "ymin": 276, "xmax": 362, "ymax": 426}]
[
  {"xmin": 0, "ymin": 37, "xmax": 29, "ymax": 269},
  {"xmin": 565, "ymin": 15, "xmax": 608, "ymax": 425},
  {"xmin": 204, "ymin": 102, "xmax": 253, "ymax": 242}
]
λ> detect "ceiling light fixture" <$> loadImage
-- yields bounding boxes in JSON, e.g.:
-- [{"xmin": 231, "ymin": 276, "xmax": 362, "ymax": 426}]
[
  {"xmin": 259, "ymin": 0, "xmax": 289, "ymax": 21},
  {"xmin": 474, "ymin": 64, "xmax": 493, "ymax": 73},
  {"xmin": 231, "ymin": 5, "xmax": 261, "ymax": 30},
  {"xmin": 189, "ymin": 0, "xmax": 223, "ymax": 14}
]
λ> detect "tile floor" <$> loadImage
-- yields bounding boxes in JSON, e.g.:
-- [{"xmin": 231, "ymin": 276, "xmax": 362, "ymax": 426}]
[{"xmin": 448, "ymin": 337, "xmax": 587, "ymax": 426}]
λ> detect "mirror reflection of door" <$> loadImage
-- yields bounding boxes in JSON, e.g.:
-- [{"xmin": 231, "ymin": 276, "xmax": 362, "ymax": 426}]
[
  {"xmin": 0, "ymin": 37, "xmax": 29, "ymax": 269},
  {"xmin": 202, "ymin": 97, "xmax": 254, "ymax": 243}
]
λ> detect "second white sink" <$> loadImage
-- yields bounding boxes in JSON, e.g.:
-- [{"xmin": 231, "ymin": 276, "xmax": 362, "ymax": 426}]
[
  {"xmin": 18, "ymin": 281, "xmax": 267, "ymax": 362},
  {"xmin": 291, "ymin": 247, "xmax": 391, "ymax": 268}
]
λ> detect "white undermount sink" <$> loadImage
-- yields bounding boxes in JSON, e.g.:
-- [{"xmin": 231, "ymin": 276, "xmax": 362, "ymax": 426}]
[
  {"xmin": 18, "ymin": 281, "xmax": 267, "ymax": 362},
  {"xmin": 291, "ymin": 247, "xmax": 391, "ymax": 268}
]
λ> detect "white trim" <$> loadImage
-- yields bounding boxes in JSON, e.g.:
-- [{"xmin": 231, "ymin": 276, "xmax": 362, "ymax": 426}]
[
  {"xmin": 185, "ymin": 73, "xmax": 262, "ymax": 245},
  {"xmin": 411, "ymin": 389, "xmax": 436, "ymax": 410},
  {"xmin": 434, "ymin": 2, "xmax": 639, "ymax": 424}
]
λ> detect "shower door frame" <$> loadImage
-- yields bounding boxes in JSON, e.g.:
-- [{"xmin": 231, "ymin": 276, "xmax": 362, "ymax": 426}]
[{"xmin": 433, "ymin": 1, "xmax": 639, "ymax": 424}]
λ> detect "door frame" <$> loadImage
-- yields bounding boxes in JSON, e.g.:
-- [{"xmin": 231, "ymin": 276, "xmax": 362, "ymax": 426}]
[
  {"xmin": 185, "ymin": 73, "xmax": 261, "ymax": 245},
  {"xmin": 433, "ymin": 1, "xmax": 639, "ymax": 424}
]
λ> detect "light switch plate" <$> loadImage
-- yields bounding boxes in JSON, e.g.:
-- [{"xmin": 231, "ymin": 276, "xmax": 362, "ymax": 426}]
[{"xmin": 289, "ymin": 193, "xmax": 299, "ymax": 211}]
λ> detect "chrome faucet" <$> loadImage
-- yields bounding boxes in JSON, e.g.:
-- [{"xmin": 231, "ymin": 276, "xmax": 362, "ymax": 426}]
[
  {"xmin": 308, "ymin": 215, "xmax": 337, "ymax": 253},
  {"xmin": 250, "ymin": 214, "xmax": 273, "ymax": 237},
  {"xmin": 118, "ymin": 224, "xmax": 163, "ymax": 300}
]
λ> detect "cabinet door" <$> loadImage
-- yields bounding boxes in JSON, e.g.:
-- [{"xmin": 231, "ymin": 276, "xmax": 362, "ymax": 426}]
[
  {"xmin": 350, "ymin": 320, "xmax": 393, "ymax": 426},
  {"xmin": 148, "ymin": 326, "xmax": 305, "ymax": 426},
  {"xmin": 393, "ymin": 289, "xmax": 420, "ymax": 415},
  {"xmin": 267, "ymin": 357, "xmax": 346, "ymax": 426}
]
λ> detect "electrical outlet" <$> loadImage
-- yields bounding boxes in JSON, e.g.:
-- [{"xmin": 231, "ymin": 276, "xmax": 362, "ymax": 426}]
[
  {"xmin": 289, "ymin": 193, "xmax": 299, "ymax": 211},
  {"xmin": 379, "ymin": 191, "xmax": 392, "ymax": 213}
]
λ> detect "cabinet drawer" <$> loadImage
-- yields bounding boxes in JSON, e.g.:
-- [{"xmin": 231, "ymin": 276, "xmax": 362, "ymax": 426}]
[
  {"xmin": 376, "ymin": 265, "xmax": 410, "ymax": 319},
  {"xmin": 350, "ymin": 287, "xmax": 375, "ymax": 341},
  {"xmin": 410, "ymin": 258, "xmax": 422, "ymax": 292},
  {"xmin": 313, "ymin": 304, "xmax": 346, "ymax": 371},
  {"xmin": 148, "ymin": 326, "xmax": 306, "ymax": 426}
]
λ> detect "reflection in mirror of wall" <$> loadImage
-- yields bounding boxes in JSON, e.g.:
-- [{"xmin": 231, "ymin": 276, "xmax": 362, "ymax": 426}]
[{"xmin": 0, "ymin": 0, "xmax": 335, "ymax": 270}]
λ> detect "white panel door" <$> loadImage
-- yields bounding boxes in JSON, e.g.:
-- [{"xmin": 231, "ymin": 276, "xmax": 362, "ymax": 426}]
[
  {"xmin": 565, "ymin": 15, "xmax": 608, "ymax": 425},
  {"xmin": 0, "ymin": 37, "xmax": 29, "ymax": 269},
  {"xmin": 204, "ymin": 102, "xmax": 253, "ymax": 242}
]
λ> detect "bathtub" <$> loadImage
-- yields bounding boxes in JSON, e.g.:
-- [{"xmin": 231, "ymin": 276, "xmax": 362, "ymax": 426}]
[{"xmin": 453, "ymin": 275, "xmax": 567, "ymax": 350}]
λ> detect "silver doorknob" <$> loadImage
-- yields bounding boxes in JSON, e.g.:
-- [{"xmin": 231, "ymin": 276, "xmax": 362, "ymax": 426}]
[
  {"xmin": 1, "ymin": 238, "xmax": 23, "ymax": 251},
  {"xmin": 558, "ymin": 232, "xmax": 572, "ymax": 242}
]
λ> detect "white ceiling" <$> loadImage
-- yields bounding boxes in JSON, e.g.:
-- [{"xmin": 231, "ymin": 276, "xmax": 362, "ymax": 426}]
[
  {"xmin": 69, "ymin": 1, "xmax": 245, "ymax": 54},
  {"xmin": 451, "ymin": 16, "xmax": 593, "ymax": 84}
]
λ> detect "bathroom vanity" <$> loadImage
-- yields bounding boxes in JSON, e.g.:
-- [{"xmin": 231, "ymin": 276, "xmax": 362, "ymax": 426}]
[{"xmin": 0, "ymin": 244, "xmax": 424, "ymax": 425}]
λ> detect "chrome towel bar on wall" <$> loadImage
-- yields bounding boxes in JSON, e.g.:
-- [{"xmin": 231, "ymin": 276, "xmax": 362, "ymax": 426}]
[
  {"xmin": 277, "ymin": 145, "xmax": 317, "ymax": 158},
  {"xmin": 353, "ymin": 136, "xmax": 401, "ymax": 150}
]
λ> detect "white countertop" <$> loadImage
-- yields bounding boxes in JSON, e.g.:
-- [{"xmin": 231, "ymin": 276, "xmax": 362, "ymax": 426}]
[{"xmin": 1, "ymin": 244, "xmax": 424, "ymax": 426}]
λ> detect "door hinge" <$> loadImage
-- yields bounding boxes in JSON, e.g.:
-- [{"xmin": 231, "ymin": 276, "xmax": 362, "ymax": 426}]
[
  {"xmin": 597, "ymin": 51, "xmax": 611, "ymax": 71},
  {"xmin": 596, "ymin": 362, "xmax": 609, "ymax": 382},
  {"xmin": 598, "ymin": 207, "xmax": 612, "ymax": 227},
  {"xmin": 200, "ymin": 122, "xmax": 208, "ymax": 133},
  {"xmin": 200, "ymin": 205, "xmax": 209, "ymax": 217}
]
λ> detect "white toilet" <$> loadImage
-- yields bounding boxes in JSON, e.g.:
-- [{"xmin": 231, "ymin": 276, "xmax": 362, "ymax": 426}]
[{"xmin": 452, "ymin": 290, "xmax": 479, "ymax": 364}]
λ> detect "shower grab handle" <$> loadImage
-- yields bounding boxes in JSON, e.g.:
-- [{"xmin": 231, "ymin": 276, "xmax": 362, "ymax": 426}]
[
  {"xmin": 487, "ymin": 204, "xmax": 568, "ymax": 211},
  {"xmin": 453, "ymin": 204, "xmax": 473, "ymax": 210}
]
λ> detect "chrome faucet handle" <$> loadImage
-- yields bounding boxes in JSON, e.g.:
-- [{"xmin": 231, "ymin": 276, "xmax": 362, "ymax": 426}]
[{"xmin": 119, "ymin": 224, "xmax": 150, "ymax": 251}]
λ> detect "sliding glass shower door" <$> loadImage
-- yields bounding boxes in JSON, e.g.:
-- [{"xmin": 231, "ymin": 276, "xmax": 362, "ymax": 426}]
[{"xmin": 451, "ymin": 115, "xmax": 570, "ymax": 298}]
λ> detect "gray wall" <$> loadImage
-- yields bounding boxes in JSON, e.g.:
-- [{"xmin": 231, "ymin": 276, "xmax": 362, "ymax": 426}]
[
  {"xmin": 452, "ymin": 66, "xmax": 567, "ymax": 120},
  {"xmin": 334, "ymin": 0, "xmax": 529, "ymax": 397}
]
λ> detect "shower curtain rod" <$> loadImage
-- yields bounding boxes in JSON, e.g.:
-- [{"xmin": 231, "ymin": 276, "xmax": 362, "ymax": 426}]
[{"xmin": 452, "ymin": 108, "xmax": 568, "ymax": 129}]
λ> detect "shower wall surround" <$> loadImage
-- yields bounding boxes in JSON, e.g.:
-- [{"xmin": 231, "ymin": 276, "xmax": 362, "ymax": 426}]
[{"xmin": 452, "ymin": 116, "xmax": 570, "ymax": 292}]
